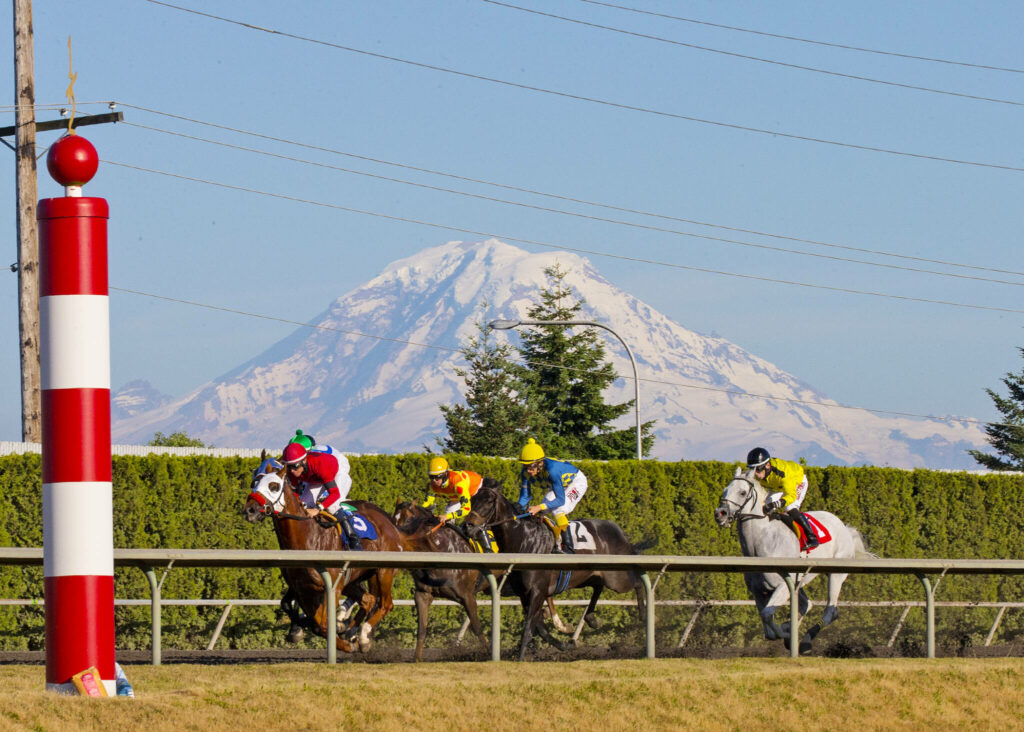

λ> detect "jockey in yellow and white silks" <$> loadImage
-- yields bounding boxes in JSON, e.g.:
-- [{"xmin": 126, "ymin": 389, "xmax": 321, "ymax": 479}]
[
  {"xmin": 517, "ymin": 438, "xmax": 588, "ymax": 553},
  {"xmin": 746, "ymin": 446, "xmax": 819, "ymax": 549}
]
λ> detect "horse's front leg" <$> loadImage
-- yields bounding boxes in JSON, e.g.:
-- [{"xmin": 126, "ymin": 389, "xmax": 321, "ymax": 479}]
[
  {"xmin": 518, "ymin": 592, "xmax": 547, "ymax": 661},
  {"xmin": 357, "ymin": 568, "xmax": 396, "ymax": 652},
  {"xmin": 413, "ymin": 589, "xmax": 433, "ymax": 662},
  {"xmin": 760, "ymin": 574, "xmax": 792, "ymax": 640}
]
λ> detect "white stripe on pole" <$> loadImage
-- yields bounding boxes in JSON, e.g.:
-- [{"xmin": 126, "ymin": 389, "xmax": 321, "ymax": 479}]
[
  {"xmin": 42, "ymin": 482, "xmax": 114, "ymax": 578},
  {"xmin": 39, "ymin": 295, "xmax": 110, "ymax": 390}
]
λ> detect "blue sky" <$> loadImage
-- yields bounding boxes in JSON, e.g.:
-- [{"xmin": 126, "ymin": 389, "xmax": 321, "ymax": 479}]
[{"xmin": 2, "ymin": 0, "xmax": 1022, "ymax": 442}]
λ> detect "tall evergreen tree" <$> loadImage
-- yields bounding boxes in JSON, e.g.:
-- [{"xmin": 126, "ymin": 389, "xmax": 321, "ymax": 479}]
[
  {"xmin": 969, "ymin": 347, "xmax": 1024, "ymax": 470},
  {"xmin": 438, "ymin": 318, "xmax": 544, "ymax": 457},
  {"xmin": 515, "ymin": 263, "xmax": 655, "ymax": 459}
]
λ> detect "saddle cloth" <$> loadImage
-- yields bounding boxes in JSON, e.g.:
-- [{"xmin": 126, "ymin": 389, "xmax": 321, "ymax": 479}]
[
  {"xmin": 797, "ymin": 513, "xmax": 831, "ymax": 552},
  {"xmin": 332, "ymin": 503, "xmax": 378, "ymax": 545}
]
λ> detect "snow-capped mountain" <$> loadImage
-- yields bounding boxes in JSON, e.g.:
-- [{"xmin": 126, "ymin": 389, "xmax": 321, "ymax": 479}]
[{"xmin": 112, "ymin": 239, "xmax": 987, "ymax": 468}]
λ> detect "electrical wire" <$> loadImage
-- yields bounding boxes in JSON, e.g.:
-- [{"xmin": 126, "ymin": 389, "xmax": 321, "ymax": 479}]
[
  {"xmin": 120, "ymin": 120, "xmax": 1024, "ymax": 288},
  {"xmin": 102, "ymin": 157, "xmax": 1024, "ymax": 315},
  {"xmin": 109, "ymin": 285, "xmax": 1006, "ymax": 428},
  {"xmin": 482, "ymin": 0, "xmax": 1024, "ymax": 107},
  {"xmin": 575, "ymin": 0, "xmax": 1024, "ymax": 74},
  {"xmin": 139, "ymin": 1, "xmax": 1024, "ymax": 173},
  {"xmin": 114, "ymin": 102, "xmax": 1024, "ymax": 278}
]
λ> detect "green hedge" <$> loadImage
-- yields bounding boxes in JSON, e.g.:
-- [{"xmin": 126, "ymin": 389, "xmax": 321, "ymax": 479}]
[{"xmin": 0, "ymin": 453, "xmax": 1021, "ymax": 653}]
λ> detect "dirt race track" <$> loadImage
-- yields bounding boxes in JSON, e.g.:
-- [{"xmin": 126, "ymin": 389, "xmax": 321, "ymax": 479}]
[{"xmin": 2, "ymin": 640, "xmax": 1022, "ymax": 666}]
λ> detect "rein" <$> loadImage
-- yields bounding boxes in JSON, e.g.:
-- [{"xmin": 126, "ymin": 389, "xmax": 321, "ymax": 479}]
[{"xmin": 723, "ymin": 476, "xmax": 766, "ymax": 523}]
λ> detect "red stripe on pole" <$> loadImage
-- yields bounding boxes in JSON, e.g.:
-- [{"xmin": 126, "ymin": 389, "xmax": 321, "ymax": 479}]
[
  {"xmin": 38, "ymin": 198, "xmax": 109, "ymax": 296},
  {"xmin": 44, "ymin": 575, "xmax": 115, "ymax": 685},
  {"xmin": 41, "ymin": 389, "xmax": 111, "ymax": 483}
]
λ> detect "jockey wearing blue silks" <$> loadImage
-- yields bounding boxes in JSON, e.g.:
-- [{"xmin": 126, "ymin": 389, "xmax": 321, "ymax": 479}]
[{"xmin": 517, "ymin": 438, "xmax": 588, "ymax": 553}]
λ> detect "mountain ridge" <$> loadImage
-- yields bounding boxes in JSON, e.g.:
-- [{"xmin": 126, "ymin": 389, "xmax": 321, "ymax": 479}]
[{"xmin": 112, "ymin": 239, "xmax": 986, "ymax": 468}]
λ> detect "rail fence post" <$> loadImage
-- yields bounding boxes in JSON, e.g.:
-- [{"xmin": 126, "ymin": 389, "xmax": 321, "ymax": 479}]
[
  {"xmin": 786, "ymin": 574, "xmax": 799, "ymax": 659},
  {"xmin": 317, "ymin": 568, "xmax": 337, "ymax": 664},
  {"xmin": 641, "ymin": 572, "xmax": 655, "ymax": 659},
  {"xmin": 917, "ymin": 574, "xmax": 936, "ymax": 659},
  {"xmin": 142, "ymin": 566, "xmax": 160, "ymax": 666},
  {"xmin": 485, "ymin": 570, "xmax": 501, "ymax": 661}
]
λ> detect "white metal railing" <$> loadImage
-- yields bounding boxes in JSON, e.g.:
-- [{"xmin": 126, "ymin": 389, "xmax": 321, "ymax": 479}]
[{"xmin": 3, "ymin": 547, "xmax": 1023, "ymax": 663}]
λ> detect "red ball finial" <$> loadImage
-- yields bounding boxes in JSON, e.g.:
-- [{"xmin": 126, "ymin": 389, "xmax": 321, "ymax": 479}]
[{"xmin": 46, "ymin": 134, "xmax": 99, "ymax": 187}]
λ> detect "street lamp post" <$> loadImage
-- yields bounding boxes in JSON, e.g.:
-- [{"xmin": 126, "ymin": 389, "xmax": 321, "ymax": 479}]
[{"xmin": 489, "ymin": 319, "xmax": 642, "ymax": 460}]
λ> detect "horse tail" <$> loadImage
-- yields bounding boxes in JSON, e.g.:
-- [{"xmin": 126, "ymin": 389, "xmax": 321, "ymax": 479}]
[
  {"xmin": 847, "ymin": 524, "xmax": 877, "ymax": 559},
  {"xmin": 631, "ymin": 537, "xmax": 657, "ymax": 555}
]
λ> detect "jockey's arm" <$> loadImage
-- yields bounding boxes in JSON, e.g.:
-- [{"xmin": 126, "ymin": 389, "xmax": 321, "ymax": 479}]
[
  {"xmin": 517, "ymin": 472, "xmax": 532, "ymax": 508},
  {"xmin": 315, "ymin": 480, "xmax": 341, "ymax": 511},
  {"xmin": 443, "ymin": 475, "xmax": 474, "ymax": 521},
  {"xmin": 421, "ymin": 494, "xmax": 436, "ymax": 509}
]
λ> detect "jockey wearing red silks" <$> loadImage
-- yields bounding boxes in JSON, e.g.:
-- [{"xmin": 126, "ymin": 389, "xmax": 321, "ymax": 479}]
[{"xmin": 282, "ymin": 441, "xmax": 362, "ymax": 551}]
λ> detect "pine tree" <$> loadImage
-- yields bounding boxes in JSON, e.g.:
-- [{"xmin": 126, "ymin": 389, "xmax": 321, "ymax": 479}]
[
  {"xmin": 439, "ymin": 318, "xmax": 544, "ymax": 457},
  {"xmin": 969, "ymin": 347, "xmax": 1024, "ymax": 470},
  {"xmin": 515, "ymin": 263, "xmax": 655, "ymax": 459}
]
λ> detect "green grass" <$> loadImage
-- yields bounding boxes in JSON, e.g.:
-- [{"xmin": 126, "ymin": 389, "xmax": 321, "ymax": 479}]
[{"xmin": 2, "ymin": 658, "xmax": 1024, "ymax": 731}]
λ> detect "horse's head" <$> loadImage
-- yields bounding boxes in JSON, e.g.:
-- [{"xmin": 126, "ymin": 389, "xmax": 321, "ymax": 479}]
[
  {"xmin": 714, "ymin": 466, "xmax": 764, "ymax": 527},
  {"xmin": 392, "ymin": 500, "xmax": 435, "ymax": 535},
  {"xmin": 243, "ymin": 456, "xmax": 287, "ymax": 523}
]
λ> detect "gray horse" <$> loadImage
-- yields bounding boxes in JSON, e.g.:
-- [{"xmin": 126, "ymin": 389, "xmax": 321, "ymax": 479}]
[{"xmin": 713, "ymin": 466, "xmax": 873, "ymax": 652}]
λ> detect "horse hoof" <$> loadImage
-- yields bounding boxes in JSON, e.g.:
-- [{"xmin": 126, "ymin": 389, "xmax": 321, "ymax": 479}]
[
  {"xmin": 584, "ymin": 613, "xmax": 602, "ymax": 630},
  {"xmin": 286, "ymin": 626, "xmax": 305, "ymax": 643},
  {"xmin": 551, "ymin": 615, "xmax": 572, "ymax": 633},
  {"xmin": 799, "ymin": 640, "xmax": 813, "ymax": 655}
]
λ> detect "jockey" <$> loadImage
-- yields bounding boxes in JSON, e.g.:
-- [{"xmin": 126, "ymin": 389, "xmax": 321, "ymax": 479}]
[
  {"xmin": 747, "ymin": 447, "xmax": 819, "ymax": 549},
  {"xmin": 423, "ymin": 456, "xmax": 483, "ymax": 523},
  {"xmin": 517, "ymin": 438, "xmax": 587, "ymax": 554},
  {"xmin": 282, "ymin": 440, "xmax": 362, "ymax": 552}
]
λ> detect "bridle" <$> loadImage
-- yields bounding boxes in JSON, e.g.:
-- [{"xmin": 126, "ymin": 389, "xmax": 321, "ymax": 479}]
[
  {"xmin": 720, "ymin": 475, "xmax": 765, "ymax": 523},
  {"xmin": 248, "ymin": 471, "xmax": 314, "ymax": 522}
]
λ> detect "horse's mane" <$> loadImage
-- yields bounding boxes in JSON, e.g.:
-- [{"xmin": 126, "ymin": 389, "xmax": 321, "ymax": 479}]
[{"xmin": 394, "ymin": 501, "xmax": 440, "ymax": 535}]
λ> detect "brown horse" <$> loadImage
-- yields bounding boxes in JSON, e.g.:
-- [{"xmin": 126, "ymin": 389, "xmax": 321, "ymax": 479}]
[
  {"xmin": 391, "ymin": 500, "xmax": 490, "ymax": 661},
  {"xmin": 464, "ymin": 483, "xmax": 650, "ymax": 661},
  {"xmin": 242, "ymin": 453, "xmax": 402, "ymax": 653}
]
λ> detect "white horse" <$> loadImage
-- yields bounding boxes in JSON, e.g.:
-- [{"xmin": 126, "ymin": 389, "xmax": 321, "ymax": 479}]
[{"xmin": 713, "ymin": 466, "xmax": 873, "ymax": 652}]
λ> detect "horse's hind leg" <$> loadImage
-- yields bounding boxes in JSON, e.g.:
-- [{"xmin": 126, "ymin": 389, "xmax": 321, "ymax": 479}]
[
  {"xmin": 546, "ymin": 597, "xmax": 571, "ymax": 634},
  {"xmin": 583, "ymin": 585, "xmax": 603, "ymax": 630},
  {"xmin": 457, "ymin": 583, "xmax": 488, "ymax": 653}
]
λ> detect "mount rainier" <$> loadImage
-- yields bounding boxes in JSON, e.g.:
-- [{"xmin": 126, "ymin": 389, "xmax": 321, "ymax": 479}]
[{"xmin": 112, "ymin": 239, "xmax": 986, "ymax": 469}]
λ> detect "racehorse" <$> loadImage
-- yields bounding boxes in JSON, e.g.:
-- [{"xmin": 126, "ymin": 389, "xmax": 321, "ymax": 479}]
[
  {"xmin": 391, "ymin": 500, "xmax": 490, "ymax": 661},
  {"xmin": 713, "ymin": 466, "xmax": 874, "ymax": 652},
  {"xmin": 242, "ymin": 452, "xmax": 403, "ymax": 653},
  {"xmin": 392, "ymin": 494, "xmax": 572, "ymax": 660},
  {"xmin": 463, "ymin": 483, "xmax": 650, "ymax": 661}
]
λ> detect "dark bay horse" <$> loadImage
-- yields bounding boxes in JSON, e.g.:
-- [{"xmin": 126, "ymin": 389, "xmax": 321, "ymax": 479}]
[
  {"xmin": 391, "ymin": 500, "xmax": 490, "ymax": 661},
  {"xmin": 242, "ymin": 454, "xmax": 403, "ymax": 653},
  {"xmin": 463, "ymin": 483, "xmax": 649, "ymax": 661}
]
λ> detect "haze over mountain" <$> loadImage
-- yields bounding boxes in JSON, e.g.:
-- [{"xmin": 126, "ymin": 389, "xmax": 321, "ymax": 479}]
[{"xmin": 112, "ymin": 239, "xmax": 986, "ymax": 468}]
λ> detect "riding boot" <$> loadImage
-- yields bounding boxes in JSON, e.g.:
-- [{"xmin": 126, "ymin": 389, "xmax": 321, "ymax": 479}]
[
  {"xmin": 550, "ymin": 524, "xmax": 564, "ymax": 554},
  {"xmin": 341, "ymin": 515, "xmax": 364, "ymax": 550},
  {"xmin": 555, "ymin": 513, "xmax": 574, "ymax": 554},
  {"xmin": 789, "ymin": 507, "xmax": 819, "ymax": 549}
]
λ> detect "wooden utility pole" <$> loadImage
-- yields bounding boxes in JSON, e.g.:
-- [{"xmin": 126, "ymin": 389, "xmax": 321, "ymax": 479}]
[{"xmin": 13, "ymin": 0, "xmax": 40, "ymax": 442}]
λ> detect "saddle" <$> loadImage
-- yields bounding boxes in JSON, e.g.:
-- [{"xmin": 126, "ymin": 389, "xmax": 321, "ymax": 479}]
[{"xmin": 772, "ymin": 511, "xmax": 830, "ymax": 551}]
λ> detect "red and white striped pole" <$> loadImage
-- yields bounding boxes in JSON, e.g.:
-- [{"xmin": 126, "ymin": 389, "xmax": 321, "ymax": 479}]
[{"xmin": 38, "ymin": 134, "xmax": 115, "ymax": 695}]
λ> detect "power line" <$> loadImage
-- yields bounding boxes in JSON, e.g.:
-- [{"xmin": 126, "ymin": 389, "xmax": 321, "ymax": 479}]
[
  {"xmin": 482, "ymin": 0, "xmax": 1024, "ymax": 107},
  {"xmin": 115, "ymin": 102, "xmax": 1024, "ymax": 279},
  {"xmin": 140, "ymin": 1, "xmax": 1024, "ymax": 174},
  {"xmin": 575, "ymin": 0, "xmax": 1024, "ymax": 74},
  {"xmin": 109, "ymin": 285, "xmax": 1004, "ymax": 429},
  {"xmin": 102, "ymin": 157, "xmax": 1024, "ymax": 315},
  {"xmin": 120, "ymin": 120, "xmax": 1024, "ymax": 289}
]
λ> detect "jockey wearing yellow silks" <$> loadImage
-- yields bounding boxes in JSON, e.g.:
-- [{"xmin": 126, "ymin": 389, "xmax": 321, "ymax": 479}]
[{"xmin": 747, "ymin": 447, "xmax": 819, "ymax": 549}]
